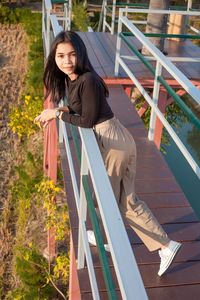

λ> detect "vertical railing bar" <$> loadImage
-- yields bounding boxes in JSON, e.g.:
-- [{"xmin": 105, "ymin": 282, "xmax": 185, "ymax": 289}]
[
  {"xmin": 61, "ymin": 121, "xmax": 80, "ymax": 210},
  {"xmin": 114, "ymin": 9, "xmax": 123, "ymax": 76},
  {"xmin": 79, "ymin": 221, "xmax": 101, "ymax": 300},
  {"xmin": 77, "ymin": 148, "xmax": 88, "ymax": 269},
  {"xmin": 58, "ymin": 100, "xmax": 64, "ymax": 143},
  {"xmin": 148, "ymin": 61, "xmax": 162, "ymax": 141},
  {"xmin": 69, "ymin": 124, "xmax": 81, "ymax": 165},
  {"xmin": 111, "ymin": 0, "xmax": 117, "ymax": 34},
  {"xmin": 102, "ymin": 0, "xmax": 107, "ymax": 32},
  {"xmin": 46, "ymin": 7, "xmax": 51, "ymax": 56}
]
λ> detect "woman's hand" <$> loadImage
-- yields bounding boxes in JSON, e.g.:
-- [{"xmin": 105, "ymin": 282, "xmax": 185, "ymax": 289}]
[
  {"xmin": 34, "ymin": 107, "xmax": 69, "ymax": 128},
  {"xmin": 34, "ymin": 108, "xmax": 57, "ymax": 127}
]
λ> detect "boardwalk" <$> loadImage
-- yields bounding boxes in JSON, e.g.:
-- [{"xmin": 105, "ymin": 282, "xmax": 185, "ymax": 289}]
[{"xmin": 60, "ymin": 32, "xmax": 200, "ymax": 299}]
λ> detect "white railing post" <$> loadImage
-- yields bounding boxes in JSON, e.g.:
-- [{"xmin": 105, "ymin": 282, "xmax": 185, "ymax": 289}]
[
  {"xmin": 64, "ymin": 0, "xmax": 72, "ymax": 31},
  {"xmin": 102, "ymin": 0, "xmax": 107, "ymax": 32},
  {"xmin": 42, "ymin": 0, "xmax": 45, "ymax": 37},
  {"xmin": 187, "ymin": 0, "xmax": 193, "ymax": 10},
  {"xmin": 115, "ymin": 9, "xmax": 123, "ymax": 76},
  {"xmin": 77, "ymin": 147, "xmax": 88, "ymax": 269},
  {"xmin": 148, "ymin": 61, "xmax": 162, "ymax": 141},
  {"xmin": 46, "ymin": 8, "xmax": 51, "ymax": 56},
  {"xmin": 111, "ymin": 0, "xmax": 117, "ymax": 34},
  {"xmin": 58, "ymin": 100, "xmax": 64, "ymax": 143}
]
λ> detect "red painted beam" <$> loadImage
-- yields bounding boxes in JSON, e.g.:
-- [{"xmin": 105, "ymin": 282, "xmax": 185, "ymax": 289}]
[
  {"xmin": 69, "ymin": 234, "xmax": 81, "ymax": 300},
  {"xmin": 43, "ymin": 95, "xmax": 58, "ymax": 260},
  {"xmin": 104, "ymin": 77, "xmax": 200, "ymax": 89}
]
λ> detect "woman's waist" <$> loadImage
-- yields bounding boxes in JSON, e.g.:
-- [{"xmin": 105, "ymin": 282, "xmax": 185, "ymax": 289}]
[{"xmin": 93, "ymin": 116, "xmax": 116, "ymax": 130}]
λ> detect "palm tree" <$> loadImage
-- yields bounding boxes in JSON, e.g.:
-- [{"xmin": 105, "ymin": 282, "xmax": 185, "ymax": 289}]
[{"xmin": 142, "ymin": 0, "xmax": 170, "ymax": 55}]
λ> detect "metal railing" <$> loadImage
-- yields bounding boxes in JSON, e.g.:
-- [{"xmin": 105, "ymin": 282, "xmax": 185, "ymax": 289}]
[
  {"xmin": 42, "ymin": 0, "xmax": 71, "ymax": 56},
  {"xmin": 102, "ymin": 0, "xmax": 199, "ymax": 35},
  {"xmin": 115, "ymin": 9, "xmax": 200, "ymax": 180},
  {"xmin": 43, "ymin": 1, "xmax": 148, "ymax": 299},
  {"xmin": 113, "ymin": 7, "xmax": 200, "ymax": 64}
]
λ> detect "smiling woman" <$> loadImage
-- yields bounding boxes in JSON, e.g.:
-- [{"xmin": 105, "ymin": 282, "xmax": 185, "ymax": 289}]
[{"xmin": 35, "ymin": 30, "xmax": 182, "ymax": 277}]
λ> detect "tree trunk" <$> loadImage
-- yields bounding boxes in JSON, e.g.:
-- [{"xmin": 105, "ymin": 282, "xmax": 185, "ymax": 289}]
[{"xmin": 142, "ymin": 0, "xmax": 170, "ymax": 55}]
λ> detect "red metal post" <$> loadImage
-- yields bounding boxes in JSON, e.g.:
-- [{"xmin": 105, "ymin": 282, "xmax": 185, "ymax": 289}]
[
  {"xmin": 69, "ymin": 234, "xmax": 81, "ymax": 300},
  {"xmin": 43, "ymin": 95, "xmax": 58, "ymax": 260},
  {"xmin": 154, "ymin": 90, "xmax": 168, "ymax": 149},
  {"xmin": 123, "ymin": 86, "xmax": 132, "ymax": 98}
]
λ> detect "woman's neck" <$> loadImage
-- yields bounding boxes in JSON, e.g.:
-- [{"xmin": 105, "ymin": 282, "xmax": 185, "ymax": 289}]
[{"xmin": 68, "ymin": 73, "xmax": 78, "ymax": 81}]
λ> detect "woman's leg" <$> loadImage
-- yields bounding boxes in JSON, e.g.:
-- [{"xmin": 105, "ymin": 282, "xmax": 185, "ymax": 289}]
[{"xmin": 98, "ymin": 119, "xmax": 170, "ymax": 251}]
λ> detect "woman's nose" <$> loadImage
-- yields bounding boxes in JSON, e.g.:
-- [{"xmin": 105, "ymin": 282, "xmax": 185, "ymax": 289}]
[{"xmin": 63, "ymin": 55, "xmax": 70, "ymax": 64}]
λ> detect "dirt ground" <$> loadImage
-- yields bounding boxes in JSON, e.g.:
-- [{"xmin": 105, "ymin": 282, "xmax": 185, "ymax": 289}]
[
  {"xmin": 0, "ymin": 26, "xmax": 29, "ymax": 291},
  {"xmin": 0, "ymin": 24, "xmax": 28, "ymax": 211}
]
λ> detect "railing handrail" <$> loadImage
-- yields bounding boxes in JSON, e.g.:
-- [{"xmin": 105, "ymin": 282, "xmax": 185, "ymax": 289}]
[
  {"xmin": 42, "ymin": 2, "xmax": 148, "ymax": 299},
  {"xmin": 102, "ymin": 0, "xmax": 199, "ymax": 34},
  {"xmin": 117, "ymin": 15, "xmax": 200, "ymax": 107},
  {"xmin": 115, "ymin": 12, "xmax": 200, "ymax": 180},
  {"xmin": 120, "ymin": 7, "xmax": 200, "ymax": 16}
]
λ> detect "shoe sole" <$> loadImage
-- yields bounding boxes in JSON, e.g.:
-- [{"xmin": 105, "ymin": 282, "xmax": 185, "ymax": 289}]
[{"xmin": 158, "ymin": 243, "xmax": 181, "ymax": 276}]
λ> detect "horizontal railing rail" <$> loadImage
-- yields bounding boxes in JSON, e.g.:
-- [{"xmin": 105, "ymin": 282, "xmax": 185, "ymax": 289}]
[
  {"xmin": 102, "ymin": 0, "xmax": 200, "ymax": 35},
  {"xmin": 115, "ymin": 11, "xmax": 200, "ymax": 180},
  {"xmin": 43, "ymin": 1, "xmax": 148, "ymax": 299}
]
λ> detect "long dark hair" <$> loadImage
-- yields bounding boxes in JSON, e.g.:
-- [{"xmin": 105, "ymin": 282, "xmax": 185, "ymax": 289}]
[{"xmin": 44, "ymin": 31, "xmax": 109, "ymax": 103}]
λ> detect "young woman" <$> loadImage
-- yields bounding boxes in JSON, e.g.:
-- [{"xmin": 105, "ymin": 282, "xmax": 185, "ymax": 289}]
[{"xmin": 35, "ymin": 31, "xmax": 181, "ymax": 276}]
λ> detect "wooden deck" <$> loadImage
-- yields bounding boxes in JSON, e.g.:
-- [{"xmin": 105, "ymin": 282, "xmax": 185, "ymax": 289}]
[
  {"xmin": 60, "ymin": 33, "xmax": 200, "ymax": 299},
  {"xmin": 78, "ymin": 31, "xmax": 200, "ymax": 82}
]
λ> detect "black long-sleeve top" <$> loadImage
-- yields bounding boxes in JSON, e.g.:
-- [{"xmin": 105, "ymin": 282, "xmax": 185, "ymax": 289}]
[{"xmin": 61, "ymin": 72, "xmax": 114, "ymax": 128}]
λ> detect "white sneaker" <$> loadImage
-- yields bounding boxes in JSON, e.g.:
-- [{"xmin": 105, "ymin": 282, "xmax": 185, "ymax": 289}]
[
  {"xmin": 158, "ymin": 240, "xmax": 181, "ymax": 276},
  {"xmin": 87, "ymin": 230, "xmax": 110, "ymax": 252}
]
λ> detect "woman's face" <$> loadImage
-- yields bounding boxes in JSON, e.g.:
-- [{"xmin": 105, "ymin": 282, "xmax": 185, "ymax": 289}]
[{"xmin": 55, "ymin": 42, "xmax": 78, "ymax": 80}]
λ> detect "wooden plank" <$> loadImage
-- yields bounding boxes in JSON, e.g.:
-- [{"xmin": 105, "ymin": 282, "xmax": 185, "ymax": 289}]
[
  {"xmin": 80, "ymin": 285, "xmax": 200, "ymax": 300},
  {"xmin": 106, "ymin": 85, "xmax": 144, "ymax": 127},
  {"xmin": 150, "ymin": 207, "xmax": 199, "ymax": 224},
  {"xmin": 139, "ymin": 261, "xmax": 200, "ymax": 288},
  {"xmin": 83, "ymin": 32, "xmax": 200, "ymax": 81},
  {"xmin": 78, "ymin": 241, "xmax": 200, "ymax": 267},
  {"xmin": 85, "ymin": 32, "xmax": 116, "ymax": 77},
  {"xmin": 77, "ymin": 260, "xmax": 200, "ymax": 291},
  {"xmin": 146, "ymin": 285, "xmax": 200, "ymax": 300},
  {"xmin": 77, "ymin": 32, "xmax": 106, "ymax": 78},
  {"xmin": 126, "ymin": 222, "xmax": 200, "ymax": 244},
  {"xmin": 136, "ymin": 166, "xmax": 175, "ymax": 180},
  {"xmin": 136, "ymin": 178, "xmax": 182, "ymax": 193},
  {"xmin": 137, "ymin": 192, "xmax": 190, "ymax": 208}
]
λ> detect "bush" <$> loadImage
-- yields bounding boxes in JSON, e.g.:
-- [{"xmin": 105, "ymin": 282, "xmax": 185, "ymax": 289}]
[{"xmin": 9, "ymin": 95, "xmax": 43, "ymax": 138}]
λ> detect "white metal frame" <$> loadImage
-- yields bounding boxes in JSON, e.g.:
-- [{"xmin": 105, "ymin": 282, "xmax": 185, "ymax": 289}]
[
  {"xmin": 43, "ymin": 2, "xmax": 148, "ymax": 299},
  {"xmin": 102, "ymin": 0, "xmax": 198, "ymax": 35},
  {"xmin": 56, "ymin": 0, "xmax": 72, "ymax": 31},
  {"xmin": 42, "ymin": 0, "xmax": 72, "ymax": 56},
  {"xmin": 115, "ymin": 10, "xmax": 200, "ymax": 180}
]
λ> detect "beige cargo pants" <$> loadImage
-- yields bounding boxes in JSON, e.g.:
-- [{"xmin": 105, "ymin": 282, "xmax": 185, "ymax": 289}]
[{"xmin": 94, "ymin": 117, "xmax": 170, "ymax": 251}]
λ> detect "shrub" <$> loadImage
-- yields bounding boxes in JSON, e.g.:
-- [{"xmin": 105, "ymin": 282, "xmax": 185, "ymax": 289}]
[{"xmin": 9, "ymin": 95, "xmax": 43, "ymax": 138}]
